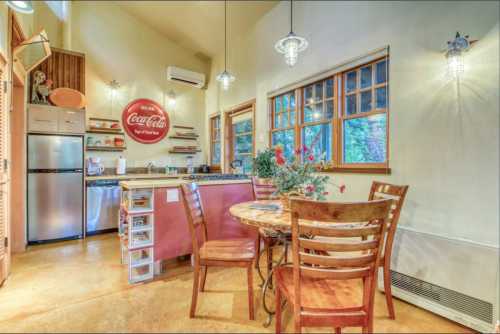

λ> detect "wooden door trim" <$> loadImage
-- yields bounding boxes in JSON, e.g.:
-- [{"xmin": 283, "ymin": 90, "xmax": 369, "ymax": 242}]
[{"xmin": 223, "ymin": 99, "xmax": 256, "ymax": 173}]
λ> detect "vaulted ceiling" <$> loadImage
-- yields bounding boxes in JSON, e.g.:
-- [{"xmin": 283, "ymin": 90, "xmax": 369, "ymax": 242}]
[{"xmin": 117, "ymin": 1, "xmax": 277, "ymax": 61}]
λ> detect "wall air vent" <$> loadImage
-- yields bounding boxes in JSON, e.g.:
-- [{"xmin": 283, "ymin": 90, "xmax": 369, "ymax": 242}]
[{"xmin": 391, "ymin": 270, "xmax": 493, "ymax": 325}]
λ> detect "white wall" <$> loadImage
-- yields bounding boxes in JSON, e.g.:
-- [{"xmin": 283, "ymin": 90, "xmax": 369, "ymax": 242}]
[
  {"xmin": 62, "ymin": 2, "xmax": 210, "ymax": 169},
  {"xmin": 206, "ymin": 1, "xmax": 499, "ymax": 247}
]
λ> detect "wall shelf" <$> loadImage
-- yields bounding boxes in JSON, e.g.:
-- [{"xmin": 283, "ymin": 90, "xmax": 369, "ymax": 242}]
[
  {"xmin": 169, "ymin": 136, "xmax": 198, "ymax": 141},
  {"xmin": 86, "ymin": 146, "xmax": 127, "ymax": 152},
  {"xmin": 168, "ymin": 150, "xmax": 201, "ymax": 154},
  {"xmin": 87, "ymin": 129, "xmax": 124, "ymax": 135}
]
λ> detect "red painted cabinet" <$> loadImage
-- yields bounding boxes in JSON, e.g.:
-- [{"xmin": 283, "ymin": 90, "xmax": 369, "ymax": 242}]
[{"xmin": 154, "ymin": 183, "xmax": 257, "ymax": 261}]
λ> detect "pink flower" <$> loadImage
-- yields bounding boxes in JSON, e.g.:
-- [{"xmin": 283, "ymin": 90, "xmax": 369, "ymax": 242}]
[
  {"xmin": 339, "ymin": 184, "xmax": 346, "ymax": 193},
  {"xmin": 306, "ymin": 184, "xmax": 315, "ymax": 193},
  {"xmin": 274, "ymin": 146, "xmax": 283, "ymax": 155},
  {"xmin": 302, "ymin": 145, "xmax": 309, "ymax": 153},
  {"xmin": 276, "ymin": 155, "xmax": 286, "ymax": 166},
  {"xmin": 307, "ymin": 154, "xmax": 315, "ymax": 162},
  {"xmin": 294, "ymin": 147, "xmax": 302, "ymax": 155},
  {"xmin": 322, "ymin": 191, "xmax": 329, "ymax": 196}
]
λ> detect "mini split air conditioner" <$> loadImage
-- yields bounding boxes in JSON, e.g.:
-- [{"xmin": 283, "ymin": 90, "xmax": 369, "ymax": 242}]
[{"xmin": 166, "ymin": 66, "xmax": 205, "ymax": 89}]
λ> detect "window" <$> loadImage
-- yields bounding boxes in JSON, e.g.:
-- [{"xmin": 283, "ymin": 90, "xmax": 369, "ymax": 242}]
[
  {"xmin": 341, "ymin": 58, "xmax": 388, "ymax": 165},
  {"xmin": 209, "ymin": 115, "xmax": 221, "ymax": 167},
  {"xmin": 271, "ymin": 91, "xmax": 296, "ymax": 160},
  {"xmin": 269, "ymin": 57, "xmax": 389, "ymax": 172},
  {"xmin": 225, "ymin": 100, "xmax": 255, "ymax": 174}
]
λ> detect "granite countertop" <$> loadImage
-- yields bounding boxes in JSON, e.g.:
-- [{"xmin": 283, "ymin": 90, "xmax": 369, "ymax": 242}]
[
  {"xmin": 85, "ymin": 173, "xmax": 202, "ymax": 181},
  {"xmin": 120, "ymin": 178, "xmax": 251, "ymax": 190}
]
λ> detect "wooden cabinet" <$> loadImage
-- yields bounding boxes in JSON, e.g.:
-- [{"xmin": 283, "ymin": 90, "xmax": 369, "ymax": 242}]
[
  {"xmin": 28, "ymin": 104, "xmax": 85, "ymax": 134},
  {"xmin": 58, "ymin": 109, "xmax": 85, "ymax": 134},
  {"xmin": 27, "ymin": 105, "xmax": 58, "ymax": 133}
]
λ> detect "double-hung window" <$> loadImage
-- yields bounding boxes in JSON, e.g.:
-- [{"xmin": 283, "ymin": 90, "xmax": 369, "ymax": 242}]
[
  {"xmin": 269, "ymin": 56, "xmax": 389, "ymax": 173},
  {"xmin": 210, "ymin": 115, "xmax": 221, "ymax": 167}
]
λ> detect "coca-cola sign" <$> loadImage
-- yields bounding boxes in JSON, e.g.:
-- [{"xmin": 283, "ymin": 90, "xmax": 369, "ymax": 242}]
[{"xmin": 122, "ymin": 98, "xmax": 170, "ymax": 144}]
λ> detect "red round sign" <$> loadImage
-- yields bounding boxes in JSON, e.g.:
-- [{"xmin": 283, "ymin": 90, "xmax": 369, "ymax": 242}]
[{"xmin": 122, "ymin": 98, "xmax": 170, "ymax": 144}]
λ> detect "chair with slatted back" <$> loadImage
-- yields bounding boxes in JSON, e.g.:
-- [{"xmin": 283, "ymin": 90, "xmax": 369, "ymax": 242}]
[
  {"xmin": 252, "ymin": 177, "xmax": 281, "ymax": 276},
  {"xmin": 368, "ymin": 181, "xmax": 409, "ymax": 319},
  {"xmin": 275, "ymin": 198, "xmax": 392, "ymax": 334},
  {"xmin": 181, "ymin": 183, "xmax": 256, "ymax": 320}
]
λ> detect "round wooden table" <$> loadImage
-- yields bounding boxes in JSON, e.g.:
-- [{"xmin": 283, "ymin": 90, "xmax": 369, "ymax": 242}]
[
  {"xmin": 230, "ymin": 200, "xmax": 293, "ymax": 327},
  {"xmin": 229, "ymin": 200, "xmax": 292, "ymax": 231}
]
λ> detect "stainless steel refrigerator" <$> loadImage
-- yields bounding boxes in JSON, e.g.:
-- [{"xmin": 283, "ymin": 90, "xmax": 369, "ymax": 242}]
[{"xmin": 27, "ymin": 134, "xmax": 84, "ymax": 243}]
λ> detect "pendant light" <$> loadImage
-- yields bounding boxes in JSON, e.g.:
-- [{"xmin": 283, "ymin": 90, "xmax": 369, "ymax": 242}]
[
  {"xmin": 6, "ymin": 1, "xmax": 34, "ymax": 14},
  {"xmin": 275, "ymin": 0, "xmax": 308, "ymax": 67},
  {"xmin": 216, "ymin": 0, "xmax": 235, "ymax": 91}
]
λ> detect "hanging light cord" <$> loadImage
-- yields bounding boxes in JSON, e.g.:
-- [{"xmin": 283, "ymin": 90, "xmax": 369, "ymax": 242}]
[
  {"xmin": 224, "ymin": 0, "xmax": 227, "ymax": 71},
  {"xmin": 290, "ymin": 0, "xmax": 293, "ymax": 34}
]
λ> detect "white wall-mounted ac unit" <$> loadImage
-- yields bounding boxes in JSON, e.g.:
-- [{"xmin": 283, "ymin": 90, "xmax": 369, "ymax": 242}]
[
  {"xmin": 380, "ymin": 227, "xmax": 499, "ymax": 333},
  {"xmin": 166, "ymin": 66, "xmax": 205, "ymax": 89}
]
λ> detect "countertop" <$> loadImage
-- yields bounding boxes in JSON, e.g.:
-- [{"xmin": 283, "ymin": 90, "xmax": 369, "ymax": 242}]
[
  {"xmin": 120, "ymin": 178, "xmax": 251, "ymax": 190},
  {"xmin": 86, "ymin": 173, "xmax": 203, "ymax": 181}
]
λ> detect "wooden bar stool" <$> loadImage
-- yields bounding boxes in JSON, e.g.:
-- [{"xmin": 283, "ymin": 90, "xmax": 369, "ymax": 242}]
[
  {"xmin": 368, "ymin": 181, "xmax": 409, "ymax": 319},
  {"xmin": 181, "ymin": 183, "xmax": 256, "ymax": 320},
  {"xmin": 275, "ymin": 198, "xmax": 393, "ymax": 334}
]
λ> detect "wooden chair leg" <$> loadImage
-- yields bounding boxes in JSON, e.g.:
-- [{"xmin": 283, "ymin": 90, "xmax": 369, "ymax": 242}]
[
  {"xmin": 255, "ymin": 234, "xmax": 261, "ymax": 269},
  {"xmin": 247, "ymin": 265, "xmax": 255, "ymax": 320},
  {"xmin": 199, "ymin": 266, "xmax": 208, "ymax": 292},
  {"xmin": 276, "ymin": 286, "xmax": 282, "ymax": 334},
  {"xmin": 383, "ymin": 264, "xmax": 395, "ymax": 319},
  {"xmin": 335, "ymin": 327, "xmax": 341, "ymax": 334},
  {"xmin": 190, "ymin": 266, "xmax": 200, "ymax": 318},
  {"xmin": 267, "ymin": 240, "xmax": 273, "ymax": 281}
]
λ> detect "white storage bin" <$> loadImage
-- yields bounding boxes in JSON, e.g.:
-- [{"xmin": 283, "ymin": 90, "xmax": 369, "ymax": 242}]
[
  {"xmin": 129, "ymin": 247, "xmax": 154, "ymax": 267},
  {"xmin": 128, "ymin": 213, "xmax": 154, "ymax": 231},
  {"xmin": 129, "ymin": 229, "xmax": 154, "ymax": 249},
  {"xmin": 126, "ymin": 189, "xmax": 154, "ymax": 213},
  {"xmin": 129, "ymin": 263, "xmax": 154, "ymax": 283}
]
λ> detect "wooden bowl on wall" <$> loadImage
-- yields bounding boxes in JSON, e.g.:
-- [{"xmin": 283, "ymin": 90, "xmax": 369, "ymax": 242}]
[{"xmin": 49, "ymin": 87, "xmax": 87, "ymax": 109}]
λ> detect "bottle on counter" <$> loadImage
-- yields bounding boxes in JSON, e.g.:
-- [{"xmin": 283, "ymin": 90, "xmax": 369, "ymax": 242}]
[{"xmin": 116, "ymin": 156, "xmax": 126, "ymax": 175}]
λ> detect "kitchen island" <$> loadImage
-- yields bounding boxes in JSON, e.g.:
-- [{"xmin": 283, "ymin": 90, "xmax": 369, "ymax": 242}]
[{"xmin": 119, "ymin": 176, "xmax": 256, "ymax": 283}]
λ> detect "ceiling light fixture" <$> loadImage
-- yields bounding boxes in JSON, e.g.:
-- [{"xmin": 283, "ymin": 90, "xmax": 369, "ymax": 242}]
[
  {"xmin": 216, "ymin": 0, "xmax": 235, "ymax": 91},
  {"xmin": 445, "ymin": 32, "xmax": 475, "ymax": 79},
  {"xmin": 275, "ymin": 0, "xmax": 308, "ymax": 67},
  {"xmin": 6, "ymin": 1, "xmax": 34, "ymax": 14}
]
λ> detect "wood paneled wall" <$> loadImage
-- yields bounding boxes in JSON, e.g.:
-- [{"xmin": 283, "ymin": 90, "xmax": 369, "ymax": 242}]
[{"xmin": 29, "ymin": 47, "xmax": 85, "ymax": 99}]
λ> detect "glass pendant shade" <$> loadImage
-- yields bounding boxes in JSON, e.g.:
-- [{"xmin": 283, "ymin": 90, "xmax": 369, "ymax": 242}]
[
  {"xmin": 6, "ymin": 1, "xmax": 34, "ymax": 14},
  {"xmin": 216, "ymin": 70, "xmax": 235, "ymax": 91},
  {"xmin": 446, "ymin": 49, "xmax": 464, "ymax": 79},
  {"xmin": 275, "ymin": 32, "xmax": 308, "ymax": 67}
]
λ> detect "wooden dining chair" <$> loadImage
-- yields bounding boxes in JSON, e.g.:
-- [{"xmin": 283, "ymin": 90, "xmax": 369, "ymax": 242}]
[
  {"xmin": 181, "ymin": 183, "xmax": 256, "ymax": 320},
  {"xmin": 275, "ymin": 198, "xmax": 393, "ymax": 334},
  {"xmin": 368, "ymin": 181, "xmax": 409, "ymax": 319},
  {"xmin": 252, "ymin": 177, "xmax": 280, "ymax": 275}
]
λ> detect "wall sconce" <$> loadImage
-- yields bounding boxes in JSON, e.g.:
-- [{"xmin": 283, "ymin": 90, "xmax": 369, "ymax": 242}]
[
  {"xmin": 445, "ymin": 32, "xmax": 476, "ymax": 79},
  {"xmin": 167, "ymin": 90, "xmax": 176, "ymax": 109},
  {"xmin": 109, "ymin": 80, "xmax": 120, "ymax": 91}
]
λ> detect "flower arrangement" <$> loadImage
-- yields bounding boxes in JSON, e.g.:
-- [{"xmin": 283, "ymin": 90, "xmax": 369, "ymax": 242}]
[{"xmin": 272, "ymin": 144, "xmax": 346, "ymax": 208}]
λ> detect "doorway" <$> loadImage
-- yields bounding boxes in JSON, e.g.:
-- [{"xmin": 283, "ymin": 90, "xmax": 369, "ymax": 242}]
[{"xmin": 224, "ymin": 99, "xmax": 255, "ymax": 174}]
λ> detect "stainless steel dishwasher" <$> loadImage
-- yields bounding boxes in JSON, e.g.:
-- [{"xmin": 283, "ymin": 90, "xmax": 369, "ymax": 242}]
[{"xmin": 86, "ymin": 180, "xmax": 121, "ymax": 235}]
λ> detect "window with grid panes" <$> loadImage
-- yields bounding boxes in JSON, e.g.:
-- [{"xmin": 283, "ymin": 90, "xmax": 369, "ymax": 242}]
[
  {"xmin": 269, "ymin": 56, "xmax": 389, "ymax": 172},
  {"xmin": 271, "ymin": 91, "xmax": 296, "ymax": 161},
  {"xmin": 342, "ymin": 58, "xmax": 388, "ymax": 165},
  {"xmin": 210, "ymin": 115, "xmax": 221, "ymax": 166},
  {"xmin": 301, "ymin": 78, "xmax": 334, "ymax": 162}
]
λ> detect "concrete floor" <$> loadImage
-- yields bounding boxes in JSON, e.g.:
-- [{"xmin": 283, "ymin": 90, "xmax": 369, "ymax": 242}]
[{"xmin": 0, "ymin": 233, "xmax": 473, "ymax": 333}]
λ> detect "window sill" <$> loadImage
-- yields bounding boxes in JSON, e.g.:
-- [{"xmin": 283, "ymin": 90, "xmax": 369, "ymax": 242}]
[{"xmin": 321, "ymin": 167, "xmax": 391, "ymax": 175}]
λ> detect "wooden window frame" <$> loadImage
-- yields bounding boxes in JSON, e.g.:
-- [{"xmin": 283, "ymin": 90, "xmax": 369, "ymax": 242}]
[
  {"xmin": 209, "ymin": 114, "xmax": 221, "ymax": 170},
  {"xmin": 268, "ymin": 57, "xmax": 390, "ymax": 174},
  {"xmin": 224, "ymin": 99, "xmax": 256, "ymax": 173}
]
